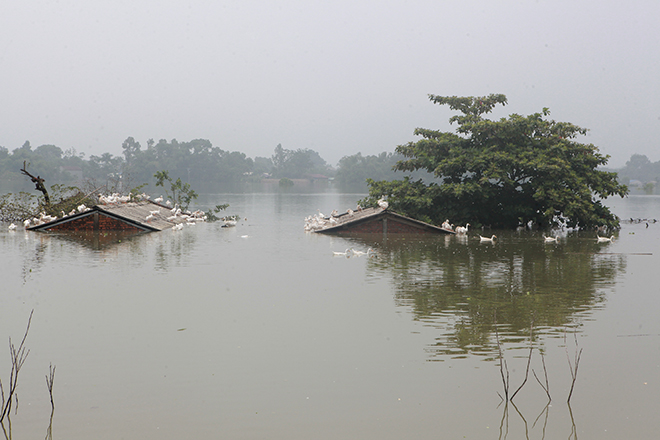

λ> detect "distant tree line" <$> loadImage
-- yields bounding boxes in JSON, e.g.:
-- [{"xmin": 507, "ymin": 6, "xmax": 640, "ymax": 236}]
[
  {"xmin": 613, "ymin": 154, "xmax": 660, "ymax": 193},
  {"xmin": 0, "ymin": 135, "xmax": 647, "ymax": 197},
  {"xmin": 0, "ymin": 138, "xmax": 423, "ymax": 194}
]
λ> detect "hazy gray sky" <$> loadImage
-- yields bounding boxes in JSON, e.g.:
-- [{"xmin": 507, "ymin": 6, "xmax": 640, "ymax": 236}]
[{"xmin": 2, "ymin": 1, "xmax": 658, "ymax": 167}]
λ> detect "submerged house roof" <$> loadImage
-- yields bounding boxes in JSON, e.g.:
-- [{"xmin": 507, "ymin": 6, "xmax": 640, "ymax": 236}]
[
  {"xmin": 314, "ymin": 207, "xmax": 454, "ymax": 235},
  {"xmin": 27, "ymin": 201, "xmax": 177, "ymax": 233}
]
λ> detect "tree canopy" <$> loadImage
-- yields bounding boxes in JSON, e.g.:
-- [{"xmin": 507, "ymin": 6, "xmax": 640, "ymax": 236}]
[{"xmin": 361, "ymin": 94, "xmax": 628, "ymax": 229}]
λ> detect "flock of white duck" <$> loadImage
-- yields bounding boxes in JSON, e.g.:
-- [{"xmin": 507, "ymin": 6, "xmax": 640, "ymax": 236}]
[
  {"xmin": 5, "ymin": 192, "xmax": 233, "ymax": 232},
  {"xmin": 304, "ymin": 197, "xmax": 389, "ymax": 232},
  {"xmin": 440, "ymin": 218, "xmax": 617, "ymax": 244},
  {"xmin": 316, "ymin": 210, "xmax": 619, "ymax": 255},
  {"xmin": 4, "ymin": 194, "xmax": 622, "ymax": 246},
  {"xmin": 15, "ymin": 203, "xmax": 92, "ymax": 229},
  {"xmin": 100, "ymin": 193, "xmax": 213, "ymax": 229}
]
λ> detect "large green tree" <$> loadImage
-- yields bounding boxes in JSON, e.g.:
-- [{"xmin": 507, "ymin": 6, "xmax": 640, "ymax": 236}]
[{"xmin": 362, "ymin": 94, "xmax": 628, "ymax": 229}]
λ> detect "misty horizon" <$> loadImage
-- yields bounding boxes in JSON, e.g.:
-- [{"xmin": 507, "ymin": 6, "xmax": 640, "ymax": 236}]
[{"xmin": 2, "ymin": 1, "xmax": 659, "ymax": 169}]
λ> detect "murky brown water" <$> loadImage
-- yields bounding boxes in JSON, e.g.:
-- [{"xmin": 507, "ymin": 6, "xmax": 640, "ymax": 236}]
[{"xmin": 1, "ymin": 193, "xmax": 659, "ymax": 439}]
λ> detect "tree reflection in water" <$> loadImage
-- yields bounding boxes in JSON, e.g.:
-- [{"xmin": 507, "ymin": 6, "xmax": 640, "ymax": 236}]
[{"xmin": 349, "ymin": 230, "xmax": 626, "ymax": 360}]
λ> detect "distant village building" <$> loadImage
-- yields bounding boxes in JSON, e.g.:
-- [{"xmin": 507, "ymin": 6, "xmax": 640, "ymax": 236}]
[
  {"xmin": 261, "ymin": 174, "xmax": 330, "ymax": 191},
  {"xmin": 305, "ymin": 173, "xmax": 329, "ymax": 182}
]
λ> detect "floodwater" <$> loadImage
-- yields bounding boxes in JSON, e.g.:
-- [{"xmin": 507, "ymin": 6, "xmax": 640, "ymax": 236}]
[{"xmin": 1, "ymin": 193, "xmax": 659, "ymax": 439}]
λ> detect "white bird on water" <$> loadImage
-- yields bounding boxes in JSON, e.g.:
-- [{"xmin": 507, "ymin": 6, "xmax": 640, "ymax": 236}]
[
  {"xmin": 223, "ymin": 219, "xmax": 237, "ymax": 227},
  {"xmin": 352, "ymin": 248, "xmax": 375, "ymax": 257},
  {"xmin": 479, "ymin": 235, "xmax": 497, "ymax": 243},
  {"xmin": 597, "ymin": 235, "xmax": 614, "ymax": 243},
  {"xmin": 543, "ymin": 234, "xmax": 558, "ymax": 243},
  {"xmin": 8, "ymin": 223, "xmax": 17, "ymax": 231},
  {"xmin": 333, "ymin": 248, "xmax": 352, "ymax": 257},
  {"xmin": 455, "ymin": 223, "xmax": 470, "ymax": 234}
]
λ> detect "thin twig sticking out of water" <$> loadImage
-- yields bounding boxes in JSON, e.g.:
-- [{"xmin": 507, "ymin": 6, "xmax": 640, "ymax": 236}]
[
  {"xmin": 0, "ymin": 310, "xmax": 33, "ymax": 423},
  {"xmin": 532, "ymin": 351, "xmax": 551, "ymax": 402},
  {"xmin": 45, "ymin": 363, "xmax": 55, "ymax": 440},
  {"xmin": 565, "ymin": 330, "xmax": 583, "ymax": 404},
  {"xmin": 45, "ymin": 363, "xmax": 55, "ymax": 410},
  {"xmin": 494, "ymin": 312, "xmax": 510, "ymax": 402},
  {"xmin": 510, "ymin": 321, "xmax": 534, "ymax": 402}
]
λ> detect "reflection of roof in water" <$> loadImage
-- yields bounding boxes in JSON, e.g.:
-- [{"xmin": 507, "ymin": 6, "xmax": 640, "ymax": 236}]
[
  {"xmin": 44, "ymin": 230, "xmax": 150, "ymax": 251},
  {"xmin": 315, "ymin": 207, "xmax": 454, "ymax": 235}
]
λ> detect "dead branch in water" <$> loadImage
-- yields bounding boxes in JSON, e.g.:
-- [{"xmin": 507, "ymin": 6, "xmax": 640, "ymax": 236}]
[
  {"xmin": 0, "ymin": 310, "xmax": 33, "ymax": 423},
  {"xmin": 45, "ymin": 364, "xmax": 55, "ymax": 440},
  {"xmin": 20, "ymin": 162, "xmax": 50, "ymax": 206},
  {"xmin": 565, "ymin": 330, "xmax": 583, "ymax": 403},
  {"xmin": 45, "ymin": 363, "xmax": 55, "ymax": 410},
  {"xmin": 532, "ymin": 350, "xmax": 551, "ymax": 402},
  {"xmin": 510, "ymin": 320, "xmax": 534, "ymax": 401},
  {"xmin": 494, "ymin": 312, "xmax": 510, "ymax": 402}
]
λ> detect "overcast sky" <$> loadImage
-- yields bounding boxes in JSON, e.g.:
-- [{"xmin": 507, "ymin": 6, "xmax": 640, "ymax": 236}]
[{"xmin": 1, "ymin": 1, "xmax": 658, "ymax": 168}]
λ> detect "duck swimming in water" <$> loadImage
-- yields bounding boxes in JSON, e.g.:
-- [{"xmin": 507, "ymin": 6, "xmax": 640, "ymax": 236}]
[{"xmin": 479, "ymin": 235, "xmax": 497, "ymax": 243}]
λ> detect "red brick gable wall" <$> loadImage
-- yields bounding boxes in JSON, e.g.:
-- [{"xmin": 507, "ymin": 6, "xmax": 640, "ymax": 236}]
[
  {"xmin": 332, "ymin": 217, "xmax": 436, "ymax": 235},
  {"xmin": 44, "ymin": 213, "xmax": 143, "ymax": 232}
]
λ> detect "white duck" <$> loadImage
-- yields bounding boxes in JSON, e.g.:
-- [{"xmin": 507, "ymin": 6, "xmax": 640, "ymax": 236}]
[
  {"xmin": 352, "ymin": 248, "xmax": 375, "ymax": 257},
  {"xmin": 543, "ymin": 234, "xmax": 558, "ymax": 243},
  {"xmin": 479, "ymin": 235, "xmax": 497, "ymax": 243},
  {"xmin": 597, "ymin": 235, "xmax": 614, "ymax": 243},
  {"xmin": 332, "ymin": 248, "xmax": 353, "ymax": 257},
  {"xmin": 8, "ymin": 223, "xmax": 17, "ymax": 231},
  {"xmin": 223, "ymin": 219, "xmax": 237, "ymax": 227},
  {"xmin": 455, "ymin": 223, "xmax": 470, "ymax": 234}
]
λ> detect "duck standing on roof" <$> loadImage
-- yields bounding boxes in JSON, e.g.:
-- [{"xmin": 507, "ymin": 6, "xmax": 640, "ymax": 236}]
[{"xmin": 377, "ymin": 197, "xmax": 388, "ymax": 209}]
